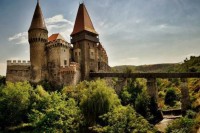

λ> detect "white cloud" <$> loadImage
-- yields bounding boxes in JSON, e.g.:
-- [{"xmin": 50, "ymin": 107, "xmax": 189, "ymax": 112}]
[
  {"xmin": 8, "ymin": 15, "xmax": 74, "ymax": 45},
  {"xmin": 8, "ymin": 32, "xmax": 28, "ymax": 44},
  {"xmin": 45, "ymin": 15, "xmax": 73, "ymax": 26},
  {"xmin": 46, "ymin": 15, "xmax": 74, "ymax": 41}
]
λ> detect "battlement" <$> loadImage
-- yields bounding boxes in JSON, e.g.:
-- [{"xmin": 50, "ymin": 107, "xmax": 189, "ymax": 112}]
[
  {"xmin": 70, "ymin": 62, "xmax": 80, "ymax": 69},
  {"xmin": 60, "ymin": 62, "xmax": 80, "ymax": 74},
  {"xmin": 7, "ymin": 60, "xmax": 31, "ymax": 66},
  {"xmin": 46, "ymin": 39, "xmax": 71, "ymax": 49}
]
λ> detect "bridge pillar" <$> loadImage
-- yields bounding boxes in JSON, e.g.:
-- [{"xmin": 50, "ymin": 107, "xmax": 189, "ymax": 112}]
[
  {"xmin": 180, "ymin": 78, "xmax": 190, "ymax": 114},
  {"xmin": 147, "ymin": 78, "xmax": 158, "ymax": 101},
  {"xmin": 114, "ymin": 78, "xmax": 127, "ymax": 94}
]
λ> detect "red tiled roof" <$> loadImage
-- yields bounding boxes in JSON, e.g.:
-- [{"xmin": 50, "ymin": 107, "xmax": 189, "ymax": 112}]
[
  {"xmin": 71, "ymin": 3, "xmax": 98, "ymax": 35},
  {"xmin": 48, "ymin": 33, "xmax": 66, "ymax": 42}
]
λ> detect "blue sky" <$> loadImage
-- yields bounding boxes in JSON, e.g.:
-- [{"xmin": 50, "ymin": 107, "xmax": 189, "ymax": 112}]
[{"xmin": 0, "ymin": 0, "xmax": 200, "ymax": 75}]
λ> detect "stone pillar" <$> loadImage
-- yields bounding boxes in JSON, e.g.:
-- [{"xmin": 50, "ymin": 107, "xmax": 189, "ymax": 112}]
[
  {"xmin": 114, "ymin": 78, "xmax": 128, "ymax": 94},
  {"xmin": 180, "ymin": 78, "xmax": 190, "ymax": 114},
  {"xmin": 147, "ymin": 78, "xmax": 158, "ymax": 101}
]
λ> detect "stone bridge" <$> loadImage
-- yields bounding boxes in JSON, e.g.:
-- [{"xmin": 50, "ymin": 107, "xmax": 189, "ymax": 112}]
[{"xmin": 90, "ymin": 72, "xmax": 200, "ymax": 112}]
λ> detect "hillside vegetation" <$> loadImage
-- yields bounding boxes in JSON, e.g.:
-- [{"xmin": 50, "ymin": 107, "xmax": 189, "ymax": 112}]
[
  {"xmin": 112, "ymin": 55, "xmax": 200, "ymax": 73},
  {"xmin": 112, "ymin": 63, "xmax": 180, "ymax": 73}
]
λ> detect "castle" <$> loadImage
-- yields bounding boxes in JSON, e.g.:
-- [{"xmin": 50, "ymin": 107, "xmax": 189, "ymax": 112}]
[{"xmin": 6, "ymin": 1, "xmax": 110, "ymax": 86}]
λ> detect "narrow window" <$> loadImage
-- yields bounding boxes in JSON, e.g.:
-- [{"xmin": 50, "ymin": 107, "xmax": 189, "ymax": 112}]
[{"xmin": 64, "ymin": 60, "xmax": 67, "ymax": 65}]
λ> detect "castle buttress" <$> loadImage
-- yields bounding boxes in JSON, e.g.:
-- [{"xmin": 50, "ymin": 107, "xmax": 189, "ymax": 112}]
[{"xmin": 6, "ymin": 1, "xmax": 110, "ymax": 86}]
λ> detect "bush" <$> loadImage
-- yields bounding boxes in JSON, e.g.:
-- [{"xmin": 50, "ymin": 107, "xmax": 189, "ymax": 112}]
[
  {"xmin": 164, "ymin": 88, "xmax": 178, "ymax": 106},
  {"xmin": 79, "ymin": 79, "xmax": 120, "ymax": 125},
  {"xmin": 166, "ymin": 117, "xmax": 196, "ymax": 133},
  {"xmin": 29, "ymin": 88, "xmax": 83, "ymax": 132},
  {"xmin": 120, "ymin": 79, "xmax": 144, "ymax": 106},
  {"xmin": 135, "ymin": 90, "xmax": 150, "ymax": 118},
  {"xmin": 92, "ymin": 105, "xmax": 156, "ymax": 133},
  {"xmin": 0, "ymin": 76, "xmax": 5, "ymax": 86},
  {"xmin": 135, "ymin": 91, "xmax": 163, "ymax": 124},
  {"xmin": 0, "ymin": 82, "xmax": 33, "ymax": 128}
]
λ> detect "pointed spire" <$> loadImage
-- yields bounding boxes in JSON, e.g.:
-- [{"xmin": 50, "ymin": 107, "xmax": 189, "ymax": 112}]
[
  {"xmin": 71, "ymin": 3, "xmax": 98, "ymax": 36},
  {"xmin": 29, "ymin": 0, "xmax": 47, "ymax": 31}
]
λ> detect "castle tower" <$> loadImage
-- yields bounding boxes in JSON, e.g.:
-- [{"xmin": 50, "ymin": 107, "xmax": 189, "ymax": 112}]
[
  {"xmin": 46, "ymin": 33, "xmax": 72, "ymax": 83},
  {"xmin": 71, "ymin": 3, "xmax": 99, "ymax": 80},
  {"xmin": 28, "ymin": 0, "xmax": 48, "ymax": 82}
]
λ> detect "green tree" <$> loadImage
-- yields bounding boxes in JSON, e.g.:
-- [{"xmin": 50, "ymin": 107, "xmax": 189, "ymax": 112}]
[
  {"xmin": 166, "ymin": 117, "xmax": 196, "ymax": 133},
  {"xmin": 29, "ymin": 88, "xmax": 83, "ymax": 133},
  {"xmin": 92, "ymin": 105, "xmax": 156, "ymax": 133},
  {"xmin": 164, "ymin": 88, "xmax": 178, "ymax": 106},
  {"xmin": 135, "ymin": 90, "xmax": 150, "ymax": 119},
  {"xmin": 0, "ymin": 76, "xmax": 5, "ymax": 86},
  {"xmin": 135, "ymin": 90, "xmax": 163, "ymax": 124},
  {"xmin": 79, "ymin": 79, "xmax": 120, "ymax": 125},
  {"xmin": 120, "ymin": 79, "xmax": 144, "ymax": 106},
  {"xmin": 0, "ymin": 82, "xmax": 33, "ymax": 128}
]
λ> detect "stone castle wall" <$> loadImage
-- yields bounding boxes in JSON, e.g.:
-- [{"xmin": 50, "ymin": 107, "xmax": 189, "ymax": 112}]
[
  {"xmin": 59, "ymin": 62, "xmax": 81, "ymax": 86},
  {"xmin": 6, "ymin": 60, "xmax": 31, "ymax": 82},
  {"xmin": 47, "ymin": 39, "xmax": 71, "ymax": 67}
]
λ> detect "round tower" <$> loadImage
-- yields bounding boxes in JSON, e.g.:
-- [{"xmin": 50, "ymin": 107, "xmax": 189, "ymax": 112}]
[{"xmin": 28, "ymin": 0, "xmax": 48, "ymax": 82}]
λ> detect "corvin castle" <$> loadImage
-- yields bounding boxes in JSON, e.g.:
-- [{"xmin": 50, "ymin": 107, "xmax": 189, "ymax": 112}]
[{"xmin": 6, "ymin": 1, "xmax": 110, "ymax": 86}]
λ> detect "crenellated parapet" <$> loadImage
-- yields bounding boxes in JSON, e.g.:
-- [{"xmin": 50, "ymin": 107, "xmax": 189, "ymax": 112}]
[
  {"xmin": 59, "ymin": 62, "xmax": 80, "ymax": 74},
  {"xmin": 7, "ymin": 60, "xmax": 31, "ymax": 66},
  {"xmin": 70, "ymin": 62, "xmax": 80, "ymax": 70},
  {"xmin": 46, "ymin": 39, "xmax": 72, "ymax": 49},
  {"xmin": 6, "ymin": 60, "xmax": 31, "ymax": 83}
]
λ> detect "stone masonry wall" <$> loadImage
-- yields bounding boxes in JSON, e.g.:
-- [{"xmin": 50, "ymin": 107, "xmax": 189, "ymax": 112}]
[{"xmin": 6, "ymin": 60, "xmax": 31, "ymax": 82}]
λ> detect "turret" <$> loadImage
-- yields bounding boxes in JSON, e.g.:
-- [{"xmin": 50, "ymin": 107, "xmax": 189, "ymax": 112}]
[
  {"xmin": 71, "ymin": 3, "xmax": 99, "ymax": 80},
  {"xmin": 28, "ymin": 0, "xmax": 48, "ymax": 82}
]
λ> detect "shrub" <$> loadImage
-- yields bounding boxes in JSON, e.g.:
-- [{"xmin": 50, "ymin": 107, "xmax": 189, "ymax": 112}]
[
  {"xmin": 29, "ymin": 90, "xmax": 83, "ymax": 132},
  {"xmin": 166, "ymin": 117, "xmax": 196, "ymax": 133},
  {"xmin": 164, "ymin": 88, "xmax": 178, "ymax": 106},
  {"xmin": 92, "ymin": 105, "xmax": 156, "ymax": 133},
  {"xmin": 0, "ymin": 82, "xmax": 33, "ymax": 128},
  {"xmin": 79, "ymin": 79, "xmax": 120, "ymax": 125}
]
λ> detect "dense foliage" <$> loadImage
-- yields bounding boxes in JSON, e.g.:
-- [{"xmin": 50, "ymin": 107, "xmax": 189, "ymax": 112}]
[
  {"xmin": 29, "ymin": 86, "xmax": 83, "ymax": 132},
  {"xmin": 166, "ymin": 110, "xmax": 200, "ymax": 133},
  {"xmin": 164, "ymin": 87, "xmax": 179, "ymax": 106},
  {"xmin": 0, "ymin": 80, "xmax": 156, "ymax": 132},
  {"xmin": 92, "ymin": 105, "xmax": 156, "ymax": 133},
  {"xmin": 79, "ymin": 80, "xmax": 120, "ymax": 125},
  {"xmin": 0, "ymin": 82, "xmax": 33, "ymax": 128},
  {"xmin": 0, "ymin": 76, "xmax": 5, "ymax": 86},
  {"xmin": 119, "ymin": 78, "xmax": 162, "ymax": 124}
]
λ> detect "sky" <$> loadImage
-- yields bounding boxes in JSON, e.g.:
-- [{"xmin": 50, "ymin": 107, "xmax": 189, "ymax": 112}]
[{"xmin": 0, "ymin": 0, "xmax": 200, "ymax": 75}]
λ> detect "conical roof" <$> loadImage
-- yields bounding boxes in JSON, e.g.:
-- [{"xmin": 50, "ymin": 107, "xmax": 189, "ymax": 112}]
[
  {"xmin": 71, "ymin": 3, "xmax": 98, "ymax": 35},
  {"xmin": 29, "ymin": 1, "xmax": 47, "ymax": 31}
]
